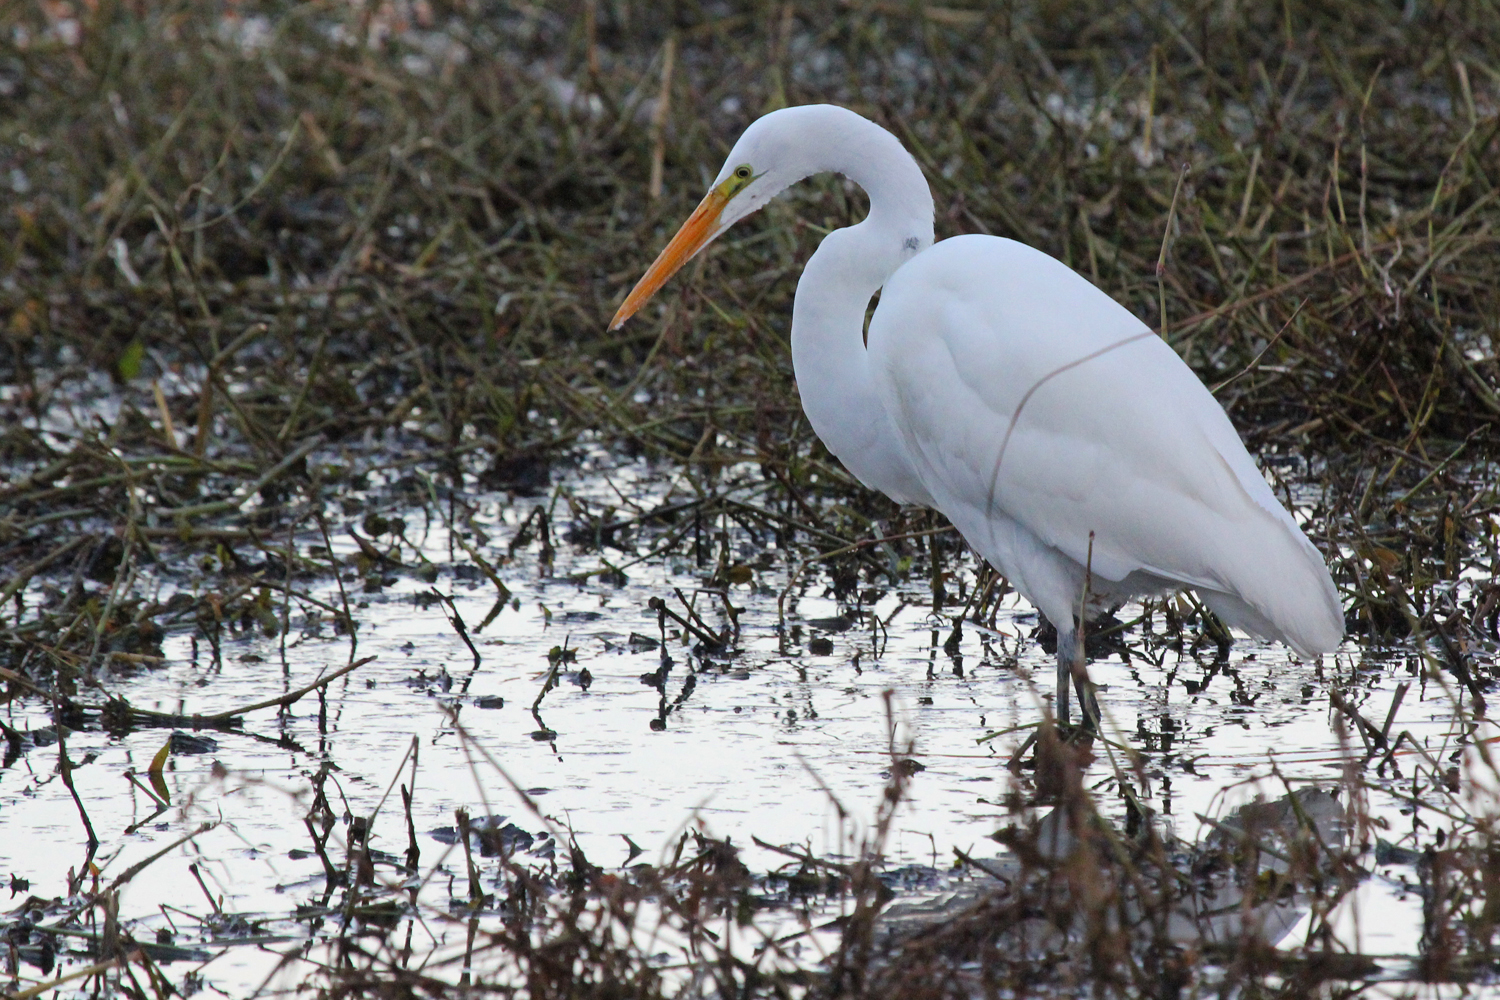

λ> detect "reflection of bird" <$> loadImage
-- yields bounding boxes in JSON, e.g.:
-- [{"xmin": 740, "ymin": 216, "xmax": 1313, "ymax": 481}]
[{"xmin": 610, "ymin": 104, "xmax": 1343, "ymax": 725}]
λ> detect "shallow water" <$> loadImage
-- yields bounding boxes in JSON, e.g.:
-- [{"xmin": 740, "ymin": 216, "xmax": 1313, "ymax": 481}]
[{"xmin": 1, "ymin": 442, "xmax": 1493, "ymax": 995}]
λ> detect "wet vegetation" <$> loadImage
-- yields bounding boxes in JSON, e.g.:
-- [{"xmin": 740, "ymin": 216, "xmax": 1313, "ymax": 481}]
[{"xmin": 2, "ymin": 0, "xmax": 1499, "ymax": 996}]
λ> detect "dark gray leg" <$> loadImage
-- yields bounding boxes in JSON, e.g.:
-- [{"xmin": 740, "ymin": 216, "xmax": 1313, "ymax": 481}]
[
  {"xmin": 1053, "ymin": 621, "xmax": 1100, "ymax": 730},
  {"xmin": 1054, "ymin": 624, "xmax": 1074, "ymax": 726},
  {"xmin": 1075, "ymin": 664, "xmax": 1101, "ymax": 730}
]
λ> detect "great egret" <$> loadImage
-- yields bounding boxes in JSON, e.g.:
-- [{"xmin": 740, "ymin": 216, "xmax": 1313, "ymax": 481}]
[{"xmin": 610, "ymin": 104, "xmax": 1343, "ymax": 725}]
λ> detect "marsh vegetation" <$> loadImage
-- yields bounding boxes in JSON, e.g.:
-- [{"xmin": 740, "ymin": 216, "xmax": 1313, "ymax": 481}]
[{"xmin": 1, "ymin": 0, "xmax": 1498, "ymax": 996}]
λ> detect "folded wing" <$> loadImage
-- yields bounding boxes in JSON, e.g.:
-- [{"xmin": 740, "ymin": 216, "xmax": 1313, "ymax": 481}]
[{"xmin": 869, "ymin": 235, "xmax": 1342, "ymax": 656}]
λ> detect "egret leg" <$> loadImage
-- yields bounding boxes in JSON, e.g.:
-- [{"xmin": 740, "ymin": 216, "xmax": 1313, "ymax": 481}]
[
  {"xmin": 1054, "ymin": 626, "xmax": 1075, "ymax": 726},
  {"xmin": 1053, "ymin": 623, "xmax": 1101, "ymax": 730},
  {"xmin": 1074, "ymin": 665, "xmax": 1101, "ymax": 731}
]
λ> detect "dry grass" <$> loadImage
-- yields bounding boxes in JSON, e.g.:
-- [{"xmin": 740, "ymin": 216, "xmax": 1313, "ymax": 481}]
[{"xmin": 2, "ymin": 0, "xmax": 1499, "ymax": 995}]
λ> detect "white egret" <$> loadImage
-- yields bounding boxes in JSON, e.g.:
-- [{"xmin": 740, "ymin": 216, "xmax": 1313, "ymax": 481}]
[{"xmin": 610, "ymin": 104, "xmax": 1343, "ymax": 725}]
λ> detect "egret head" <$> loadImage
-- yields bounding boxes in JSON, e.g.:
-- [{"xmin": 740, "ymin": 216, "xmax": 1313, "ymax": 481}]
[{"xmin": 607, "ymin": 110, "xmax": 814, "ymax": 330}]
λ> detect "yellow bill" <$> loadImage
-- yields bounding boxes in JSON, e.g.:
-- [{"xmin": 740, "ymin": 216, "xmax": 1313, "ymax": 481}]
[{"xmin": 609, "ymin": 187, "xmax": 730, "ymax": 330}]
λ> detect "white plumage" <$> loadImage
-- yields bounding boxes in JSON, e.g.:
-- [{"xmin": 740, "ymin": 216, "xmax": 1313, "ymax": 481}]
[{"xmin": 611, "ymin": 104, "xmax": 1343, "ymax": 724}]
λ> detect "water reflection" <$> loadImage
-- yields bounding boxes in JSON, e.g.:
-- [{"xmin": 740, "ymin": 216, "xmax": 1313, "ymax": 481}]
[{"xmin": 0, "ymin": 449, "xmax": 1486, "ymax": 992}]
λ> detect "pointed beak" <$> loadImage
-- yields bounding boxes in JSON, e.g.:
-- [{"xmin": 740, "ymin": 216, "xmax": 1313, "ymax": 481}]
[{"xmin": 609, "ymin": 187, "xmax": 730, "ymax": 330}]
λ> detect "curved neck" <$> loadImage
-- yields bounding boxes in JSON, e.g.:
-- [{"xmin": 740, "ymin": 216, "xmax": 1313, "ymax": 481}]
[
  {"xmin": 793, "ymin": 108, "xmax": 935, "ymax": 262},
  {"xmin": 785, "ymin": 111, "xmax": 935, "ymax": 505}
]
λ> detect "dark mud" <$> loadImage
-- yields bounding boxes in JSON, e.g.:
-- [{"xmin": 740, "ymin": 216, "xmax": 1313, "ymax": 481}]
[{"xmin": 2, "ymin": 1, "xmax": 1499, "ymax": 996}]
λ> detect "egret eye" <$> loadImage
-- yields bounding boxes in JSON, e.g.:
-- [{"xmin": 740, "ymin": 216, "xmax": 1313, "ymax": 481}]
[{"xmin": 718, "ymin": 164, "xmax": 756, "ymax": 198}]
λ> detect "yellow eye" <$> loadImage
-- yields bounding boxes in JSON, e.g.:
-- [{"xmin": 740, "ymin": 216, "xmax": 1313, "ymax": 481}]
[{"xmin": 719, "ymin": 164, "xmax": 756, "ymax": 197}]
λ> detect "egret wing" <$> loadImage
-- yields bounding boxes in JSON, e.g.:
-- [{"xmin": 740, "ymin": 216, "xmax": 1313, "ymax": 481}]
[{"xmin": 869, "ymin": 235, "xmax": 1341, "ymax": 654}]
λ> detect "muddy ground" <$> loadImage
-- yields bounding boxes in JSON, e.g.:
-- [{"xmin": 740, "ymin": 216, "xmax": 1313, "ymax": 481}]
[{"xmin": 2, "ymin": 1, "xmax": 1499, "ymax": 996}]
